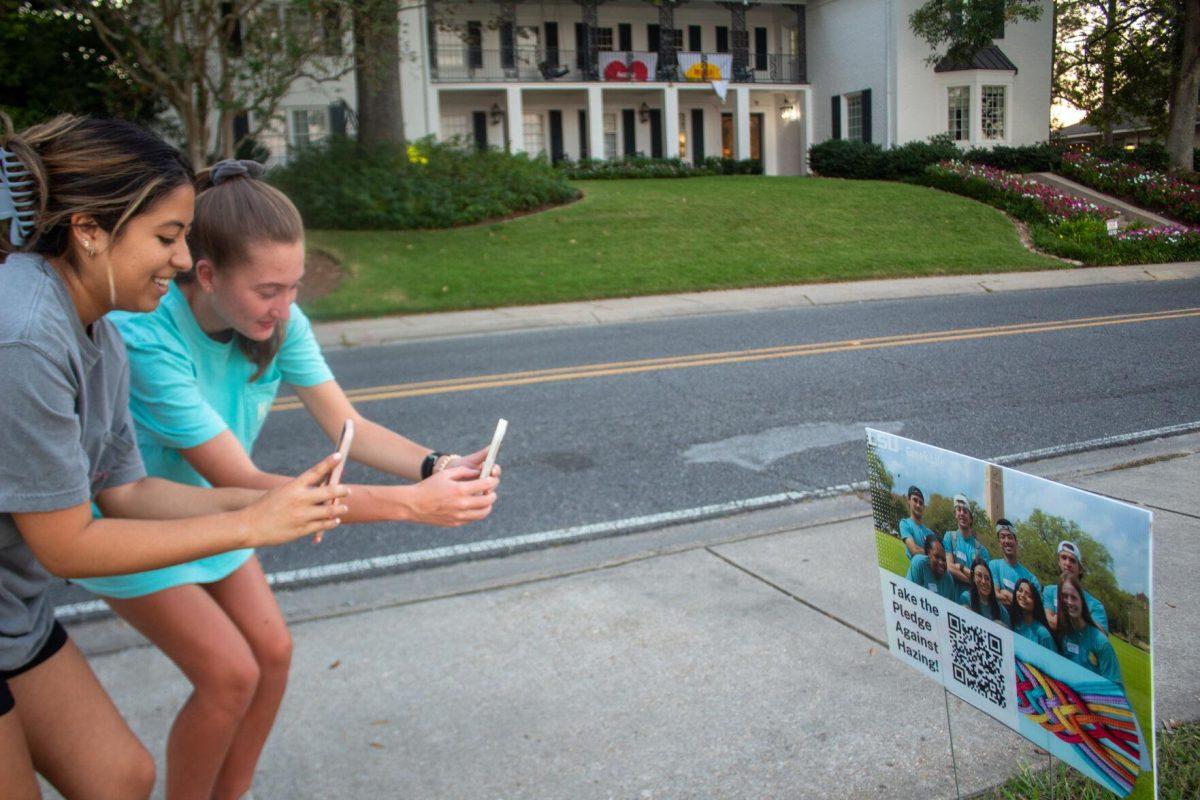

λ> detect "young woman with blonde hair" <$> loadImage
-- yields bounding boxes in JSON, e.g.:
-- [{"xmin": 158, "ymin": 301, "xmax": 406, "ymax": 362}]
[
  {"xmin": 75, "ymin": 159, "xmax": 500, "ymax": 799},
  {"xmin": 0, "ymin": 116, "xmax": 349, "ymax": 799}
]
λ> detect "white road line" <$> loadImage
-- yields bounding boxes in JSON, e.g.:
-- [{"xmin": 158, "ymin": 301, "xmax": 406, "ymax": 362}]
[{"xmin": 55, "ymin": 421, "xmax": 1200, "ymax": 622}]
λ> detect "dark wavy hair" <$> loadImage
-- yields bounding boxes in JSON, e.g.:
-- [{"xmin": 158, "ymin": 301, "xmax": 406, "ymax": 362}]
[{"xmin": 0, "ymin": 113, "xmax": 192, "ymax": 262}]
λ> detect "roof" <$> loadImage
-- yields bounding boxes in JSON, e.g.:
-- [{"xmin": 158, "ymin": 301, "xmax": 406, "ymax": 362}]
[
  {"xmin": 934, "ymin": 46, "xmax": 1018, "ymax": 74},
  {"xmin": 1059, "ymin": 118, "xmax": 1150, "ymax": 138}
]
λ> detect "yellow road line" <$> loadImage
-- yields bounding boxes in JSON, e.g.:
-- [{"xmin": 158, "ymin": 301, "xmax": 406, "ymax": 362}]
[{"xmin": 272, "ymin": 307, "xmax": 1200, "ymax": 411}]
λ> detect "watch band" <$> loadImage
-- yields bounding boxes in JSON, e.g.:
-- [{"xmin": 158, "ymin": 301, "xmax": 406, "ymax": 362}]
[{"xmin": 421, "ymin": 451, "xmax": 442, "ymax": 480}]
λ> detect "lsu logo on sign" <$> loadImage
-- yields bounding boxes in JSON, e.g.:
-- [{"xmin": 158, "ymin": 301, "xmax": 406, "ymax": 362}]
[{"xmin": 867, "ymin": 429, "xmax": 900, "ymax": 452}]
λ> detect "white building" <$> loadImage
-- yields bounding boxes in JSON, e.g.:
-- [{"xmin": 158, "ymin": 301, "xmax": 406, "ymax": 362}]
[{"xmin": 267, "ymin": 0, "xmax": 1053, "ymax": 175}]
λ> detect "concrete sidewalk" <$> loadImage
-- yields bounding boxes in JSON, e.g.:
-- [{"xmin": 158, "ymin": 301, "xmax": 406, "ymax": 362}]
[
  {"xmin": 63, "ymin": 432, "xmax": 1200, "ymax": 799},
  {"xmin": 311, "ymin": 262, "xmax": 1200, "ymax": 350}
]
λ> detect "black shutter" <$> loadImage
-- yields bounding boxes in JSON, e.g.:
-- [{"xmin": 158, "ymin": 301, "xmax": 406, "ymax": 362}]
[
  {"xmin": 716, "ymin": 26, "xmax": 728, "ymax": 53},
  {"xmin": 831, "ymin": 95, "xmax": 841, "ymax": 139},
  {"xmin": 648, "ymin": 24, "xmax": 659, "ymax": 53},
  {"xmin": 688, "ymin": 25, "xmax": 701, "ymax": 51},
  {"xmin": 622, "ymin": 108, "xmax": 636, "ymax": 156},
  {"xmin": 648, "ymin": 109, "xmax": 662, "ymax": 158},
  {"xmin": 549, "ymin": 110, "xmax": 564, "ymax": 163},
  {"xmin": 993, "ymin": 0, "xmax": 1005, "ymax": 38},
  {"xmin": 327, "ymin": 105, "xmax": 345, "ymax": 136},
  {"xmin": 544, "ymin": 22, "xmax": 559, "ymax": 66},
  {"xmin": 575, "ymin": 23, "xmax": 586, "ymax": 70},
  {"xmin": 472, "ymin": 111, "xmax": 488, "ymax": 151},
  {"xmin": 618, "ymin": 23, "xmax": 632, "ymax": 51},
  {"xmin": 579, "ymin": 109, "xmax": 588, "ymax": 159},
  {"xmin": 467, "ymin": 21, "xmax": 482, "ymax": 68},
  {"xmin": 754, "ymin": 27, "xmax": 767, "ymax": 71},
  {"xmin": 501, "ymin": 22, "xmax": 515, "ymax": 69},
  {"xmin": 691, "ymin": 108, "xmax": 704, "ymax": 162},
  {"xmin": 861, "ymin": 89, "xmax": 872, "ymax": 143},
  {"xmin": 234, "ymin": 111, "xmax": 251, "ymax": 142}
]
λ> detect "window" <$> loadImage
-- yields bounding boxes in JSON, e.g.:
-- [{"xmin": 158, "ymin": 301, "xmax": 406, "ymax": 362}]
[
  {"xmin": 289, "ymin": 108, "xmax": 328, "ymax": 148},
  {"xmin": 982, "ymin": 85, "xmax": 1006, "ymax": 140},
  {"xmin": 524, "ymin": 113, "xmax": 545, "ymax": 155},
  {"xmin": 603, "ymin": 113, "xmax": 617, "ymax": 160},
  {"xmin": 845, "ymin": 93, "xmax": 863, "ymax": 142},
  {"xmin": 594, "ymin": 27, "xmax": 614, "ymax": 51},
  {"xmin": 440, "ymin": 114, "xmax": 470, "ymax": 144},
  {"xmin": 947, "ymin": 86, "xmax": 970, "ymax": 141},
  {"xmin": 437, "ymin": 29, "xmax": 466, "ymax": 69},
  {"xmin": 667, "ymin": 29, "xmax": 683, "ymax": 49}
]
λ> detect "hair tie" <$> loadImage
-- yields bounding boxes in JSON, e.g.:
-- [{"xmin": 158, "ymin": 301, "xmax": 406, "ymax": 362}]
[
  {"xmin": 0, "ymin": 147, "xmax": 36, "ymax": 247},
  {"xmin": 210, "ymin": 158, "xmax": 266, "ymax": 186}
]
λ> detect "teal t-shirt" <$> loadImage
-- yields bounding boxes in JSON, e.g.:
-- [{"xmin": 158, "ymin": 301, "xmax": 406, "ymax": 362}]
[
  {"xmin": 1058, "ymin": 625, "xmax": 1123, "ymax": 686},
  {"xmin": 75, "ymin": 283, "xmax": 333, "ymax": 598},
  {"xmin": 958, "ymin": 589, "xmax": 1010, "ymax": 626},
  {"xmin": 900, "ymin": 518, "xmax": 934, "ymax": 559},
  {"xmin": 989, "ymin": 558, "xmax": 1041, "ymax": 599},
  {"xmin": 1013, "ymin": 619, "xmax": 1055, "ymax": 650},
  {"xmin": 906, "ymin": 555, "xmax": 957, "ymax": 601},
  {"xmin": 943, "ymin": 530, "xmax": 990, "ymax": 590},
  {"xmin": 1043, "ymin": 585, "xmax": 1109, "ymax": 632}
]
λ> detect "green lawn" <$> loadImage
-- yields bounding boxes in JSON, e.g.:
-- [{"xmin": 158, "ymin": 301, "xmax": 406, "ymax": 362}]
[{"xmin": 304, "ymin": 177, "xmax": 1062, "ymax": 320}]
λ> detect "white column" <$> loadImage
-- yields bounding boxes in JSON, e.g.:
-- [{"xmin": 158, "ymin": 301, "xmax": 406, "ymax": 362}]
[
  {"xmin": 734, "ymin": 86, "xmax": 751, "ymax": 160},
  {"xmin": 663, "ymin": 86, "xmax": 680, "ymax": 159},
  {"xmin": 426, "ymin": 87, "xmax": 441, "ymax": 141},
  {"xmin": 802, "ymin": 87, "xmax": 814, "ymax": 175},
  {"xmin": 587, "ymin": 86, "xmax": 604, "ymax": 161},
  {"xmin": 506, "ymin": 86, "xmax": 524, "ymax": 153}
]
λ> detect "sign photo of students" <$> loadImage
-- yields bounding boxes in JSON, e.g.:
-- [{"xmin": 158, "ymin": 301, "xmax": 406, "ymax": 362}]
[{"xmin": 867, "ymin": 430, "xmax": 1154, "ymax": 799}]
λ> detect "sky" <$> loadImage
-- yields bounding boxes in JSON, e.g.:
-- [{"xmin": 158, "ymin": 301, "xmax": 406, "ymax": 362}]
[{"xmin": 872, "ymin": 432, "xmax": 1151, "ymax": 596}]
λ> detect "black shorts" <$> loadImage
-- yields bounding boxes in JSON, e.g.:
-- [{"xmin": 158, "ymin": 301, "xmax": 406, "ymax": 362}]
[{"xmin": 0, "ymin": 622, "xmax": 69, "ymax": 717}]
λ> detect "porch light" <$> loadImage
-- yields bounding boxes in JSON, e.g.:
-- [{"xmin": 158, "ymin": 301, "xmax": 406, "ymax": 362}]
[
  {"xmin": 638, "ymin": 102, "xmax": 650, "ymax": 123},
  {"xmin": 780, "ymin": 101, "xmax": 800, "ymax": 121},
  {"xmin": 490, "ymin": 103, "xmax": 504, "ymax": 125}
]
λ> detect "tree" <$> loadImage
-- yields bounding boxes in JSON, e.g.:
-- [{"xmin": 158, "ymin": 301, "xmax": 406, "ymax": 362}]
[
  {"xmin": 909, "ymin": 0, "xmax": 1044, "ymax": 65},
  {"xmin": 352, "ymin": 0, "xmax": 404, "ymax": 147},
  {"xmin": 60, "ymin": 1, "xmax": 352, "ymax": 166},
  {"xmin": 1165, "ymin": 0, "xmax": 1200, "ymax": 171},
  {"xmin": 1056, "ymin": 0, "xmax": 1174, "ymax": 146},
  {"xmin": 0, "ymin": 1, "xmax": 163, "ymax": 129}
]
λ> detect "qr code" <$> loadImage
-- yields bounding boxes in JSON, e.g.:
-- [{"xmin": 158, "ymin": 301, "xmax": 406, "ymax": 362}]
[{"xmin": 948, "ymin": 611, "xmax": 1006, "ymax": 708}]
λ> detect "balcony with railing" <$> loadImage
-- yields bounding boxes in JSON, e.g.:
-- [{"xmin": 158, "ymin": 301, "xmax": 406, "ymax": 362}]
[{"xmin": 431, "ymin": 47, "xmax": 806, "ymax": 84}]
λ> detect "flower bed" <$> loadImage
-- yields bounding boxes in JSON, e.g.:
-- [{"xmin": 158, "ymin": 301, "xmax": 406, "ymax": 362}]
[
  {"xmin": 1058, "ymin": 152, "xmax": 1200, "ymax": 225},
  {"xmin": 922, "ymin": 161, "xmax": 1200, "ymax": 266},
  {"xmin": 926, "ymin": 160, "xmax": 1113, "ymax": 225}
]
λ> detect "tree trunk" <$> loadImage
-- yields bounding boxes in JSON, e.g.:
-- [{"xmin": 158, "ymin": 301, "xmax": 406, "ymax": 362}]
[
  {"xmin": 353, "ymin": 0, "xmax": 405, "ymax": 147},
  {"xmin": 1100, "ymin": 0, "xmax": 1117, "ymax": 147},
  {"xmin": 1166, "ymin": 0, "xmax": 1200, "ymax": 172}
]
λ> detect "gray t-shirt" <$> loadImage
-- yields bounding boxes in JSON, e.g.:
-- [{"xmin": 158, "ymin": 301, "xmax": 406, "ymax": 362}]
[{"xmin": 0, "ymin": 254, "xmax": 145, "ymax": 670}]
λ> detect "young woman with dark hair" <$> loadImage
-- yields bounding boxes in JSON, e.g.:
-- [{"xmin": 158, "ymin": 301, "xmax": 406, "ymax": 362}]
[
  {"xmin": 0, "ymin": 116, "xmax": 348, "ymax": 799},
  {"xmin": 1009, "ymin": 578, "xmax": 1054, "ymax": 649},
  {"xmin": 960, "ymin": 556, "xmax": 1009, "ymax": 627}
]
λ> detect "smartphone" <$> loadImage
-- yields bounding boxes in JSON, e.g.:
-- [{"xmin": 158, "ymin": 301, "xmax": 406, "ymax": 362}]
[
  {"xmin": 480, "ymin": 418, "xmax": 507, "ymax": 482},
  {"xmin": 324, "ymin": 419, "xmax": 355, "ymax": 488}
]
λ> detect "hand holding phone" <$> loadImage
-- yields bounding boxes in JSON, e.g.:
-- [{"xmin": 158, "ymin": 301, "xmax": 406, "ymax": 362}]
[
  {"xmin": 315, "ymin": 419, "xmax": 355, "ymax": 543},
  {"xmin": 479, "ymin": 418, "xmax": 507, "ymax": 485}
]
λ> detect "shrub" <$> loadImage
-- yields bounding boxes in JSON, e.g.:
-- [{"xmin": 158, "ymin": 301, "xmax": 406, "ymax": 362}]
[
  {"xmin": 1030, "ymin": 219, "xmax": 1200, "ymax": 265},
  {"xmin": 556, "ymin": 156, "xmax": 760, "ymax": 179},
  {"xmin": 880, "ymin": 135, "xmax": 961, "ymax": 180},
  {"xmin": 807, "ymin": 138, "xmax": 885, "ymax": 179},
  {"xmin": 963, "ymin": 142, "xmax": 1063, "ymax": 173},
  {"xmin": 268, "ymin": 136, "xmax": 579, "ymax": 230}
]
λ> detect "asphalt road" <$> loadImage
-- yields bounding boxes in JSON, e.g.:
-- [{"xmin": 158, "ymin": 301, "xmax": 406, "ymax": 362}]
[{"xmin": 52, "ymin": 278, "xmax": 1200, "ymax": 610}]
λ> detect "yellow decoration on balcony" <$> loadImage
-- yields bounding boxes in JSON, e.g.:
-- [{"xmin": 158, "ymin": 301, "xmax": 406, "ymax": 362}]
[{"xmin": 684, "ymin": 62, "xmax": 724, "ymax": 81}]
